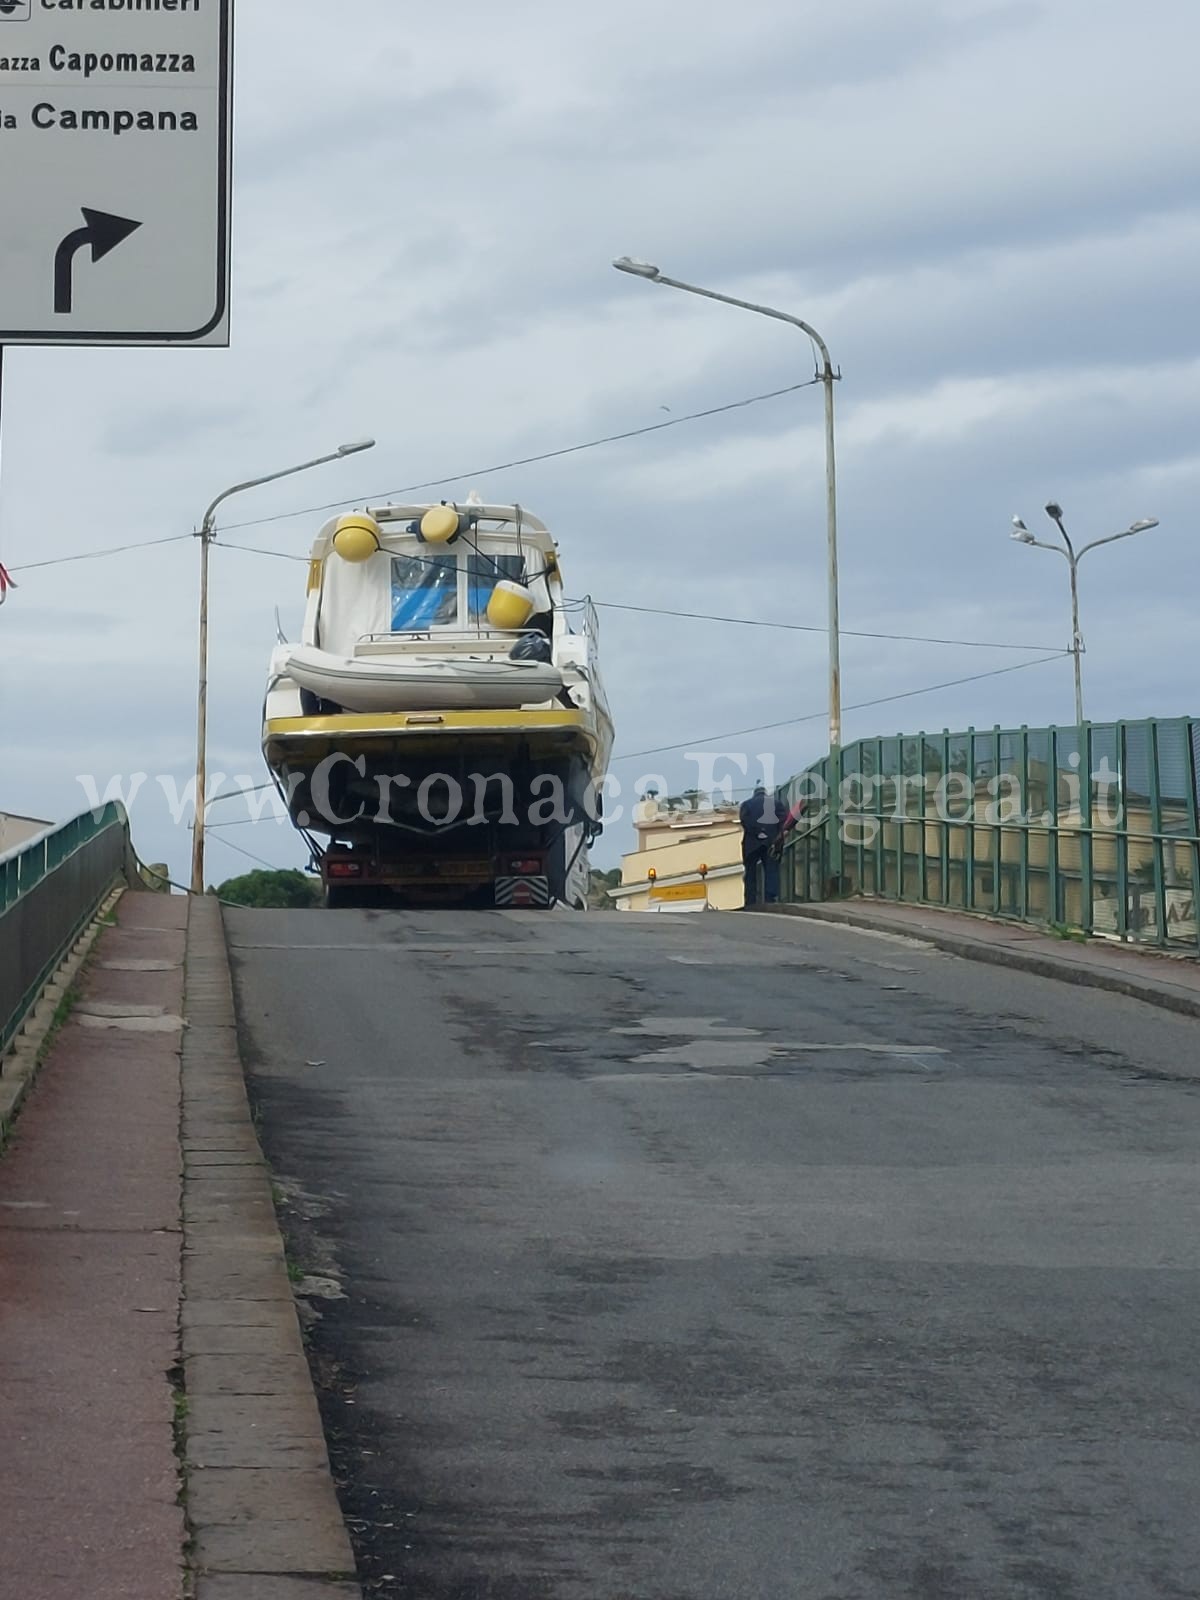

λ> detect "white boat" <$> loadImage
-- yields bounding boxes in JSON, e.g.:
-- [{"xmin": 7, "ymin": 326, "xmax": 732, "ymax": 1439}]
[
  {"xmin": 262, "ymin": 500, "xmax": 615, "ymax": 887},
  {"xmin": 277, "ymin": 642, "xmax": 566, "ymax": 714}
]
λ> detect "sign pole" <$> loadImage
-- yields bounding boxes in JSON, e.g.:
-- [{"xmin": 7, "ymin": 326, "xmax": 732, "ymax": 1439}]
[
  {"xmin": 0, "ymin": 344, "xmax": 6, "ymax": 549},
  {"xmin": 0, "ymin": 344, "xmax": 15, "ymax": 610}
]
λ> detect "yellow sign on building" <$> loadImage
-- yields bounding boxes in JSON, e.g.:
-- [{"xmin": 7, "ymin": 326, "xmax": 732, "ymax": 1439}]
[
  {"xmin": 649, "ymin": 881, "xmax": 709, "ymax": 904},
  {"xmin": 610, "ymin": 796, "xmax": 746, "ymax": 913}
]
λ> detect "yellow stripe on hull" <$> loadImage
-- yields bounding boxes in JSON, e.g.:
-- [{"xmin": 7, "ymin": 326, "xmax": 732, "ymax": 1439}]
[
  {"xmin": 266, "ymin": 709, "xmax": 588, "ymax": 737},
  {"xmin": 263, "ymin": 708, "xmax": 603, "ymax": 772}
]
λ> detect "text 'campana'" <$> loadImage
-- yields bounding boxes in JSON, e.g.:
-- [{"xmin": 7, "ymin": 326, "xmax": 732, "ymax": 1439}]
[{"xmin": 0, "ymin": 104, "xmax": 200, "ymax": 131}]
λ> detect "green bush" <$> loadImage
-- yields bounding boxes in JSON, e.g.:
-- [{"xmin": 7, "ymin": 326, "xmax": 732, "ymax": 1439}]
[{"xmin": 216, "ymin": 869, "xmax": 321, "ymax": 909}]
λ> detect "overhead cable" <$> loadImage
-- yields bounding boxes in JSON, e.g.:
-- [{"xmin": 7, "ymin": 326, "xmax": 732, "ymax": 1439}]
[
  {"xmin": 610, "ymin": 653, "xmax": 1067, "ymax": 762},
  {"xmin": 207, "ymin": 831, "xmax": 288, "ymax": 872},
  {"xmin": 212, "ymin": 379, "xmax": 822, "ymax": 535},
  {"xmin": 4, "ymin": 379, "xmax": 813, "ymax": 577},
  {"xmin": 8, "ymin": 532, "xmax": 193, "ymax": 575},
  {"xmin": 215, "ymin": 544, "xmax": 1066, "ymax": 656},
  {"xmin": 205, "ymin": 655, "xmax": 1065, "ymax": 801},
  {"xmin": 581, "ymin": 599, "xmax": 1064, "ymax": 653}
]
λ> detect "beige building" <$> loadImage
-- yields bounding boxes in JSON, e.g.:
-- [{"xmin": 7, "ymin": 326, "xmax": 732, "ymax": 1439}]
[
  {"xmin": 611, "ymin": 796, "xmax": 745, "ymax": 913},
  {"xmin": 0, "ymin": 811, "xmax": 52, "ymax": 855}
]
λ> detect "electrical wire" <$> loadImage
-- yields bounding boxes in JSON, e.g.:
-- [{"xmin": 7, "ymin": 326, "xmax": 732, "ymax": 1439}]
[
  {"xmin": 205, "ymin": 656, "xmax": 1065, "ymax": 809},
  {"xmin": 212, "ymin": 379, "xmax": 822, "ymax": 535},
  {"xmin": 152, "ymin": 874, "xmax": 248, "ymax": 908},
  {"xmin": 0, "ymin": 372, "xmax": 1067, "ymax": 769},
  {"xmin": 215, "ymin": 543, "xmax": 1067, "ymax": 656},
  {"xmin": 205, "ymin": 814, "xmax": 280, "ymax": 828},
  {"xmin": 205, "ymin": 782, "xmax": 275, "ymax": 808},
  {"xmin": 221, "ymin": 543, "xmax": 308, "ymax": 563},
  {"xmin": 207, "ymin": 830, "xmax": 289, "ymax": 872},
  {"xmin": 1, "ymin": 380, "xmax": 814, "ymax": 578},
  {"xmin": 13, "ymin": 525, "xmax": 1060, "ymax": 662},
  {"xmin": 579, "ymin": 599, "xmax": 1063, "ymax": 653},
  {"xmin": 8, "ymin": 532, "xmax": 193, "ymax": 575},
  {"xmin": 610, "ymin": 652, "xmax": 1067, "ymax": 763},
  {"xmin": 206, "ymin": 783, "xmax": 775, "ymax": 823}
]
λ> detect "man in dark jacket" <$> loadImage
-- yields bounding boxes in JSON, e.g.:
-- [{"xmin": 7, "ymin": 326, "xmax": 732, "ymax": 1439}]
[{"xmin": 739, "ymin": 784, "xmax": 785, "ymax": 905}]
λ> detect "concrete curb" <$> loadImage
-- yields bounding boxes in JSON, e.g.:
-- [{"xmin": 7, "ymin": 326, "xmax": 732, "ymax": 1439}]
[
  {"xmin": 754, "ymin": 901, "xmax": 1200, "ymax": 1022},
  {"xmin": 181, "ymin": 895, "xmax": 361, "ymax": 1600},
  {"xmin": 0, "ymin": 885, "xmax": 124, "ymax": 1148}
]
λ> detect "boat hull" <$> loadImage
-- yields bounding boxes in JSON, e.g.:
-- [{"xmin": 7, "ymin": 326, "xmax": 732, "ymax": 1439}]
[{"xmin": 262, "ymin": 707, "xmax": 613, "ymax": 844}]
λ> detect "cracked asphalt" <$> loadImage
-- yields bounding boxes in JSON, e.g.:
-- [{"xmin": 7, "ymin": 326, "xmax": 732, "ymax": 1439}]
[{"xmin": 226, "ymin": 906, "xmax": 1200, "ymax": 1600}]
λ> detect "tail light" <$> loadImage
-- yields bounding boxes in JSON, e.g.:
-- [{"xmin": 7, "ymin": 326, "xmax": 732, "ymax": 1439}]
[
  {"xmin": 327, "ymin": 859, "xmax": 364, "ymax": 879},
  {"xmin": 506, "ymin": 857, "xmax": 543, "ymax": 875}
]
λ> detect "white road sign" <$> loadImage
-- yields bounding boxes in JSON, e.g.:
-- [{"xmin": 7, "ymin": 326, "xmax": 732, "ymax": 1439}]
[{"xmin": 0, "ymin": 0, "xmax": 233, "ymax": 346}]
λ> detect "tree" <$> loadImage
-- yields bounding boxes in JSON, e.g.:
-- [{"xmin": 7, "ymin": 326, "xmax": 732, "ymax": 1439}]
[
  {"xmin": 663, "ymin": 789, "xmax": 710, "ymax": 812},
  {"xmin": 216, "ymin": 869, "xmax": 321, "ymax": 909},
  {"xmin": 588, "ymin": 867, "xmax": 621, "ymax": 910}
]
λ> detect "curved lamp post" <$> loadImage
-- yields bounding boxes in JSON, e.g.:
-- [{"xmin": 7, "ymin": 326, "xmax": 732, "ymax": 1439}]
[
  {"xmin": 190, "ymin": 439, "xmax": 376, "ymax": 894},
  {"xmin": 612, "ymin": 257, "xmax": 844, "ymax": 879},
  {"xmin": 1010, "ymin": 503, "xmax": 1158, "ymax": 726}
]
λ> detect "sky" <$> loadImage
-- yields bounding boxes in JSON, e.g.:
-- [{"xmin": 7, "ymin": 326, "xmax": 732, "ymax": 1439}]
[{"xmin": 1, "ymin": 0, "xmax": 1197, "ymax": 883}]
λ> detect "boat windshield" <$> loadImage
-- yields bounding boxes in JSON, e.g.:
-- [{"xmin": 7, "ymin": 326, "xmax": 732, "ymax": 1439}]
[
  {"xmin": 391, "ymin": 553, "xmax": 457, "ymax": 630},
  {"xmin": 390, "ymin": 549, "xmax": 526, "ymax": 631}
]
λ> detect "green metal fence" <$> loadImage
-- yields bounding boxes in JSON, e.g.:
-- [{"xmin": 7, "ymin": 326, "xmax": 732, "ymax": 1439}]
[
  {"xmin": 778, "ymin": 718, "xmax": 1200, "ymax": 954},
  {"xmin": 0, "ymin": 804, "xmax": 140, "ymax": 1057}
]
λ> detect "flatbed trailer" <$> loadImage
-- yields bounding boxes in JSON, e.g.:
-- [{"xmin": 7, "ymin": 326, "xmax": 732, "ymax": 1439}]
[{"xmin": 316, "ymin": 817, "xmax": 590, "ymax": 911}]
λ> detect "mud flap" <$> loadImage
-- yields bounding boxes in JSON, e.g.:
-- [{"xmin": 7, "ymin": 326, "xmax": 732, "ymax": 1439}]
[{"xmin": 495, "ymin": 875, "xmax": 552, "ymax": 908}]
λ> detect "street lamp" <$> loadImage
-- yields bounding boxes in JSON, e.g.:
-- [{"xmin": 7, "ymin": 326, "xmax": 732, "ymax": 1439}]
[
  {"xmin": 190, "ymin": 439, "xmax": 376, "ymax": 894},
  {"xmin": 612, "ymin": 256, "xmax": 844, "ymax": 881},
  {"xmin": 1009, "ymin": 504, "xmax": 1158, "ymax": 726}
]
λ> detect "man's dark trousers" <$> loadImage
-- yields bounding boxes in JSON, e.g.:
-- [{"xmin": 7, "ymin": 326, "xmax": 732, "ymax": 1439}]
[{"xmin": 743, "ymin": 847, "xmax": 779, "ymax": 905}]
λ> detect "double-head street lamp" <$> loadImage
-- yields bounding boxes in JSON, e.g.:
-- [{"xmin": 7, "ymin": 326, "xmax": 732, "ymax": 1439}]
[
  {"xmin": 612, "ymin": 256, "xmax": 844, "ymax": 876},
  {"xmin": 190, "ymin": 439, "xmax": 376, "ymax": 895},
  {"xmin": 1010, "ymin": 503, "xmax": 1158, "ymax": 727}
]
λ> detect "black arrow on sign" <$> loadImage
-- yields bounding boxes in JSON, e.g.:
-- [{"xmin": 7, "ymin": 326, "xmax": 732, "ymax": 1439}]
[{"xmin": 54, "ymin": 208, "xmax": 142, "ymax": 314}]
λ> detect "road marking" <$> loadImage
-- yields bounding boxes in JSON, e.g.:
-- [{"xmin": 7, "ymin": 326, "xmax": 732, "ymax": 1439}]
[
  {"xmin": 786, "ymin": 1043, "xmax": 945, "ymax": 1053},
  {"xmin": 587, "ymin": 1054, "xmax": 950, "ymax": 1081},
  {"xmin": 631, "ymin": 1042, "xmax": 947, "ymax": 1057},
  {"xmin": 227, "ymin": 943, "xmax": 574, "ymax": 956},
  {"xmin": 613, "ymin": 1018, "xmax": 763, "ymax": 1039}
]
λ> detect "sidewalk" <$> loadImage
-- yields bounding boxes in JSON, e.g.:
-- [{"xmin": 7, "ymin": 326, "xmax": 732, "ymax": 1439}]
[
  {"xmin": 0, "ymin": 892, "xmax": 187, "ymax": 1600},
  {"xmin": 0, "ymin": 889, "xmax": 360, "ymax": 1600},
  {"xmin": 759, "ymin": 898, "xmax": 1200, "ymax": 1019}
]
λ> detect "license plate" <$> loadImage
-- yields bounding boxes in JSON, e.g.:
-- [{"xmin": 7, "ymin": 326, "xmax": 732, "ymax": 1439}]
[{"xmin": 387, "ymin": 861, "xmax": 490, "ymax": 880}]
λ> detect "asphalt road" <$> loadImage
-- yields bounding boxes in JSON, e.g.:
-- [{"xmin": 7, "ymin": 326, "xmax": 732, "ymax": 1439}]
[{"xmin": 226, "ymin": 907, "xmax": 1200, "ymax": 1600}]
